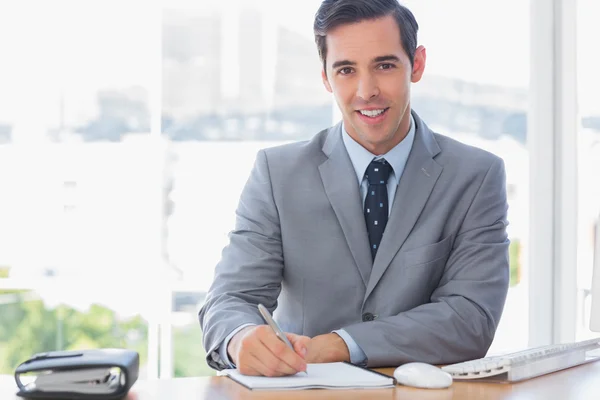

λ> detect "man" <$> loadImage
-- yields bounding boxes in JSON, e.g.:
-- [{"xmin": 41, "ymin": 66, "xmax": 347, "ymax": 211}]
[{"xmin": 199, "ymin": 0, "xmax": 509, "ymax": 377}]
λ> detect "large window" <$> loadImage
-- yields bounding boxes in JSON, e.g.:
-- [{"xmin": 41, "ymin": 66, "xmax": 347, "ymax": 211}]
[
  {"xmin": 576, "ymin": 0, "xmax": 600, "ymax": 341},
  {"xmin": 0, "ymin": 0, "xmax": 590, "ymax": 379},
  {"xmin": 0, "ymin": 0, "xmax": 158, "ymax": 378}
]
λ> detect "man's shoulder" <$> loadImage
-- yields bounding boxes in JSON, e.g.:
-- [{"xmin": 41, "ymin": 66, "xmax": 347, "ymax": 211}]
[
  {"xmin": 433, "ymin": 131, "xmax": 504, "ymax": 170},
  {"xmin": 261, "ymin": 127, "xmax": 330, "ymax": 162}
]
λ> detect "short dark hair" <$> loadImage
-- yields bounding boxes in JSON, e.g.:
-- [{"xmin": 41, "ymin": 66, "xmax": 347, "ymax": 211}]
[{"xmin": 314, "ymin": 0, "xmax": 419, "ymax": 72}]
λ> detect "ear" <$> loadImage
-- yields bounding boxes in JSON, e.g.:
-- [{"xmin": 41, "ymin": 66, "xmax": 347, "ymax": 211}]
[
  {"xmin": 321, "ymin": 69, "xmax": 333, "ymax": 93},
  {"xmin": 411, "ymin": 45, "xmax": 426, "ymax": 83}
]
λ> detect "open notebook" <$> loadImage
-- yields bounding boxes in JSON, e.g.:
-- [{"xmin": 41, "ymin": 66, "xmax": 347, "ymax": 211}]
[{"xmin": 218, "ymin": 362, "xmax": 395, "ymax": 390}]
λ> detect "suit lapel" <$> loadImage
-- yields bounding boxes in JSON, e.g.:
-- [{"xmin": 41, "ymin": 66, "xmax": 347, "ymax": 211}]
[
  {"xmin": 364, "ymin": 112, "xmax": 444, "ymax": 301},
  {"xmin": 318, "ymin": 124, "xmax": 372, "ymax": 286}
]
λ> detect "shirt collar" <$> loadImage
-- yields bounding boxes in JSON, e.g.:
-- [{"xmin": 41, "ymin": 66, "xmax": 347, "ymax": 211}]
[{"xmin": 342, "ymin": 114, "xmax": 416, "ymax": 186}]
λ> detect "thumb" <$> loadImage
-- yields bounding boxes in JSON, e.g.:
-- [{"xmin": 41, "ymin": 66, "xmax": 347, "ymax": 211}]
[{"xmin": 286, "ymin": 333, "xmax": 311, "ymax": 358}]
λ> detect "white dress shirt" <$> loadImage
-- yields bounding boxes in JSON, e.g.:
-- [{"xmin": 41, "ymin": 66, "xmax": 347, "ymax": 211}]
[{"xmin": 333, "ymin": 115, "xmax": 416, "ymax": 365}]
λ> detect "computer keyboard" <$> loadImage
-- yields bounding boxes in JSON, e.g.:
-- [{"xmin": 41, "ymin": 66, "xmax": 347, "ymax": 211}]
[{"xmin": 441, "ymin": 337, "xmax": 600, "ymax": 382}]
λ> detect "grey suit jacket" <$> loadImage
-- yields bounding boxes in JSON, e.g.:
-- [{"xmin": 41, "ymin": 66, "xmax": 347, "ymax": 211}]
[{"xmin": 199, "ymin": 111, "xmax": 510, "ymax": 369}]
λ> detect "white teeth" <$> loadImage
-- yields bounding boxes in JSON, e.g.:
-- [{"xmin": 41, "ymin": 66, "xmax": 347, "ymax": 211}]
[{"xmin": 359, "ymin": 109, "xmax": 386, "ymax": 117}]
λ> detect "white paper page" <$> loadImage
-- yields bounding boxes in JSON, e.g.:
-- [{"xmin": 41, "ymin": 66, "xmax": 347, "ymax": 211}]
[
  {"xmin": 219, "ymin": 362, "xmax": 395, "ymax": 390},
  {"xmin": 34, "ymin": 368, "xmax": 120, "ymax": 394},
  {"xmin": 35, "ymin": 368, "xmax": 111, "ymax": 385}
]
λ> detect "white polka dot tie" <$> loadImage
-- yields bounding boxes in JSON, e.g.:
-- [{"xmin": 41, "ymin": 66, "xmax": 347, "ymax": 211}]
[{"xmin": 364, "ymin": 159, "xmax": 392, "ymax": 260}]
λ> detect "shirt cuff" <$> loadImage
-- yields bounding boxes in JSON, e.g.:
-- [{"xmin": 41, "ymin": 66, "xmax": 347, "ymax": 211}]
[
  {"xmin": 333, "ymin": 329, "xmax": 367, "ymax": 366},
  {"xmin": 219, "ymin": 323, "xmax": 256, "ymax": 368}
]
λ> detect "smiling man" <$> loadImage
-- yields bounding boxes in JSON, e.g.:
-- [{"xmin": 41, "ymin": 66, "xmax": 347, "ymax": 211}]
[
  {"xmin": 199, "ymin": 0, "xmax": 510, "ymax": 377},
  {"xmin": 319, "ymin": 12, "xmax": 422, "ymax": 156}
]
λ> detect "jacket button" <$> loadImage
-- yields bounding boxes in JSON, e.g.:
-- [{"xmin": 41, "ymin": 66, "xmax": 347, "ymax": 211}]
[{"xmin": 362, "ymin": 312, "xmax": 375, "ymax": 322}]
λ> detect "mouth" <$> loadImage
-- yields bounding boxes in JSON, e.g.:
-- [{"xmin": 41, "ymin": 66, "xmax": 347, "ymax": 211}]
[{"xmin": 355, "ymin": 107, "xmax": 390, "ymax": 125}]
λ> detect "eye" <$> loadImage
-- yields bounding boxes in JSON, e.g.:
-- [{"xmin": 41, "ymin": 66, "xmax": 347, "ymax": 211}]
[
  {"xmin": 338, "ymin": 67, "xmax": 354, "ymax": 75},
  {"xmin": 378, "ymin": 63, "xmax": 396, "ymax": 70}
]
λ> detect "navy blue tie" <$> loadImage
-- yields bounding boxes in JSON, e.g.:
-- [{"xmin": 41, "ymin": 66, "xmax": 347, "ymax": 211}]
[{"xmin": 364, "ymin": 159, "xmax": 392, "ymax": 260}]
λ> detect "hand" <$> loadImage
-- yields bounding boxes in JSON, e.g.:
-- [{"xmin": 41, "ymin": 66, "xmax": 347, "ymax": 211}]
[
  {"xmin": 305, "ymin": 333, "xmax": 351, "ymax": 363},
  {"xmin": 227, "ymin": 325, "xmax": 311, "ymax": 376}
]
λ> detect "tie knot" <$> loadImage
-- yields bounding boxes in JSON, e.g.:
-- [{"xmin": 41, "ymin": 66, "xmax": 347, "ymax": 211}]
[{"xmin": 365, "ymin": 159, "xmax": 392, "ymax": 185}]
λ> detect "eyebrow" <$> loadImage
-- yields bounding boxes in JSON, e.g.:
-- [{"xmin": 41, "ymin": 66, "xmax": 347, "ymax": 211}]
[
  {"xmin": 373, "ymin": 55, "xmax": 400, "ymax": 63},
  {"xmin": 331, "ymin": 59, "xmax": 356, "ymax": 70},
  {"xmin": 331, "ymin": 55, "xmax": 401, "ymax": 70}
]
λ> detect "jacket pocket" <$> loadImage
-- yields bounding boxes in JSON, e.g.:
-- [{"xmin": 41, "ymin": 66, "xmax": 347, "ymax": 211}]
[{"xmin": 399, "ymin": 234, "xmax": 453, "ymax": 267}]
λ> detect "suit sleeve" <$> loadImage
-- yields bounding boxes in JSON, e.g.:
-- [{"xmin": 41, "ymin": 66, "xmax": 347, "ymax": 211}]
[
  {"xmin": 198, "ymin": 149, "xmax": 284, "ymax": 370},
  {"xmin": 342, "ymin": 157, "xmax": 510, "ymax": 367}
]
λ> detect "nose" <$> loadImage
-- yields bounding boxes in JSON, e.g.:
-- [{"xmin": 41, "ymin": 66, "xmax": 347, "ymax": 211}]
[{"xmin": 356, "ymin": 72, "xmax": 380, "ymax": 101}]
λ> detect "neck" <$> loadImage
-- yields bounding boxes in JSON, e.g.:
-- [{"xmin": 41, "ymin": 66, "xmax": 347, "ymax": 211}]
[{"xmin": 362, "ymin": 112, "xmax": 412, "ymax": 155}]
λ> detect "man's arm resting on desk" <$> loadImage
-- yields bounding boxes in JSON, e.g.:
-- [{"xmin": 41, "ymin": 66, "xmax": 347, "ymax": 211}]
[
  {"xmin": 200, "ymin": 150, "xmax": 310, "ymax": 376},
  {"xmin": 199, "ymin": 150, "xmax": 285, "ymax": 370},
  {"xmin": 343, "ymin": 158, "xmax": 510, "ymax": 367},
  {"xmin": 221, "ymin": 327, "xmax": 362, "ymax": 368}
]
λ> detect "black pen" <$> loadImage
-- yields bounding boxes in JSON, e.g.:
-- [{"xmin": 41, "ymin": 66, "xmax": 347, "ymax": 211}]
[{"xmin": 258, "ymin": 303, "xmax": 308, "ymax": 376}]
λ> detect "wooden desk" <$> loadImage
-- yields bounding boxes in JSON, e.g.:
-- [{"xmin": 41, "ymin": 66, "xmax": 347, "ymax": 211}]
[{"xmin": 3, "ymin": 362, "xmax": 600, "ymax": 400}]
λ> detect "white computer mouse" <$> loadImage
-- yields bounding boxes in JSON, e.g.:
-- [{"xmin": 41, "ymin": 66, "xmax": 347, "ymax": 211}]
[{"xmin": 393, "ymin": 362, "xmax": 453, "ymax": 389}]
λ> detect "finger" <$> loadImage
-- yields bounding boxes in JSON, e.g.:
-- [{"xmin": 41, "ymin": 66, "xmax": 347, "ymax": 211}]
[
  {"xmin": 248, "ymin": 348, "xmax": 292, "ymax": 377},
  {"xmin": 237, "ymin": 337, "xmax": 278, "ymax": 376},
  {"xmin": 259, "ymin": 332, "xmax": 307, "ymax": 373},
  {"xmin": 236, "ymin": 329, "xmax": 279, "ymax": 376},
  {"xmin": 237, "ymin": 357, "xmax": 263, "ymax": 376},
  {"xmin": 286, "ymin": 333, "xmax": 310, "ymax": 358},
  {"xmin": 237, "ymin": 328, "xmax": 296, "ymax": 376},
  {"xmin": 252, "ymin": 339, "xmax": 299, "ymax": 376}
]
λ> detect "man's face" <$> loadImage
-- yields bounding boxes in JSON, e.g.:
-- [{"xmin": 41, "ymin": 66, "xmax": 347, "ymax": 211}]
[{"xmin": 322, "ymin": 15, "xmax": 426, "ymax": 155}]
